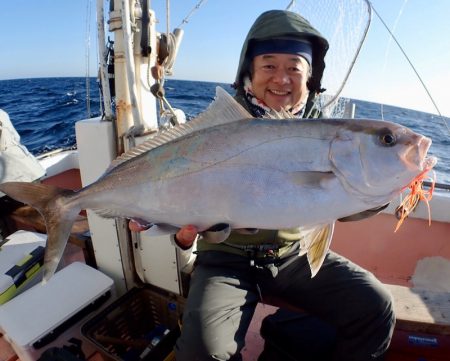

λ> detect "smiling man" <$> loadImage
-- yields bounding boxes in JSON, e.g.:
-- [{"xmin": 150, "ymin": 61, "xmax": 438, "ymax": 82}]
[{"xmin": 232, "ymin": 10, "xmax": 328, "ymax": 119}]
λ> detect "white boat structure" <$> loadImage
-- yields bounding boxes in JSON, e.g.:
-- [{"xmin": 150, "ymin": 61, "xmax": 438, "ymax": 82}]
[{"xmin": 0, "ymin": 1, "xmax": 449, "ymax": 360}]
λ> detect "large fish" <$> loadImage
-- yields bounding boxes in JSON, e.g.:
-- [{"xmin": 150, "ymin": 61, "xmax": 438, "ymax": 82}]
[{"xmin": 0, "ymin": 87, "xmax": 437, "ymax": 282}]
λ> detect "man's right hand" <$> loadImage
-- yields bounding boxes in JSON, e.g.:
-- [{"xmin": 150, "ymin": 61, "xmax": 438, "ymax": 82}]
[{"xmin": 129, "ymin": 219, "xmax": 150, "ymax": 232}]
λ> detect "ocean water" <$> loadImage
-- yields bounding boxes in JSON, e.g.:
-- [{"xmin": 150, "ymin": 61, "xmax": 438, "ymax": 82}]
[{"xmin": 0, "ymin": 77, "xmax": 448, "ymax": 184}]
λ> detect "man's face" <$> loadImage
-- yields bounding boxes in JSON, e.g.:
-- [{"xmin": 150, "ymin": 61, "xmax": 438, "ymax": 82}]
[{"xmin": 251, "ymin": 53, "xmax": 310, "ymax": 112}]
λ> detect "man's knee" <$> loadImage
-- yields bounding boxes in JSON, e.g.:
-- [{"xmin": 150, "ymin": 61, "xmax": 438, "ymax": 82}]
[
  {"xmin": 175, "ymin": 310, "xmax": 243, "ymax": 361},
  {"xmin": 363, "ymin": 280, "xmax": 396, "ymax": 358},
  {"xmin": 372, "ymin": 281, "xmax": 396, "ymax": 329}
]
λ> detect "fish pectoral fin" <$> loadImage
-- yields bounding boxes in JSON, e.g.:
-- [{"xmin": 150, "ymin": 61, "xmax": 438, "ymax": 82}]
[
  {"xmin": 143, "ymin": 224, "xmax": 181, "ymax": 237},
  {"xmin": 299, "ymin": 223, "xmax": 334, "ymax": 278},
  {"xmin": 93, "ymin": 208, "xmax": 126, "ymax": 219},
  {"xmin": 288, "ymin": 171, "xmax": 336, "ymax": 189}
]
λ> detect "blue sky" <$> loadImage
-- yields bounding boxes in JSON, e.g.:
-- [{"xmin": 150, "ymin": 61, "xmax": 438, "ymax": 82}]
[{"xmin": 1, "ymin": 0, "xmax": 449, "ymax": 116}]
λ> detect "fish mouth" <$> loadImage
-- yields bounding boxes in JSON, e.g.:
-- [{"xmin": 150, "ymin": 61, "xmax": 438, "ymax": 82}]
[
  {"xmin": 422, "ymin": 155, "xmax": 438, "ymax": 172},
  {"xmin": 418, "ymin": 135, "xmax": 437, "ymax": 171},
  {"xmin": 403, "ymin": 135, "xmax": 435, "ymax": 172}
]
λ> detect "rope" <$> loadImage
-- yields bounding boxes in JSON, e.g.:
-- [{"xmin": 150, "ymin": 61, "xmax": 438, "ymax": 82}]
[
  {"xmin": 166, "ymin": 0, "xmax": 170, "ymax": 36},
  {"xmin": 85, "ymin": 0, "xmax": 92, "ymax": 118}
]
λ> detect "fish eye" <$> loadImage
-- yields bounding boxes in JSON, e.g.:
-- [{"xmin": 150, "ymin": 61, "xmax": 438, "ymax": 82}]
[{"xmin": 379, "ymin": 130, "xmax": 397, "ymax": 146}]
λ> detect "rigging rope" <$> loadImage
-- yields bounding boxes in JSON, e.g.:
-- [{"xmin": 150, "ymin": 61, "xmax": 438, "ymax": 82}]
[
  {"xmin": 152, "ymin": 0, "xmax": 196, "ymax": 124},
  {"xmin": 85, "ymin": 0, "xmax": 92, "ymax": 118},
  {"xmin": 166, "ymin": 0, "xmax": 170, "ymax": 36}
]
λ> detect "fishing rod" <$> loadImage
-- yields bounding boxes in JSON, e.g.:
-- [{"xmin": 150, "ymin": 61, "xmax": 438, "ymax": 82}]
[
  {"xmin": 177, "ymin": 0, "xmax": 209, "ymax": 28},
  {"xmin": 368, "ymin": 1, "xmax": 450, "ymax": 135}
]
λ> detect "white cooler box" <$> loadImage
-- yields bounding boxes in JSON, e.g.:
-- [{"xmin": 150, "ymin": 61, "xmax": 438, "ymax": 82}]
[
  {"xmin": 0, "ymin": 261, "xmax": 114, "ymax": 361},
  {"xmin": 0, "ymin": 230, "xmax": 47, "ymax": 304}
]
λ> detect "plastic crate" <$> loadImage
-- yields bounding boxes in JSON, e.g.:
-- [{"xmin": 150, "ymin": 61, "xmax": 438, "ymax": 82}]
[{"xmin": 81, "ymin": 285, "xmax": 184, "ymax": 361}]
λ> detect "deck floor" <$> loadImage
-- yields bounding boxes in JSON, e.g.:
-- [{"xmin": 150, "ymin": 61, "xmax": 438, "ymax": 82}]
[{"xmin": 242, "ymin": 304, "xmax": 278, "ymax": 361}]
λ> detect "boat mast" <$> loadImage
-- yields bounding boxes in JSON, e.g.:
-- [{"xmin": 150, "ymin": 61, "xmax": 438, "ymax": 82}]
[
  {"xmin": 109, "ymin": 0, "xmax": 158, "ymax": 153},
  {"xmin": 77, "ymin": 0, "xmax": 161, "ymax": 295},
  {"xmin": 78, "ymin": 0, "xmax": 188, "ymax": 296}
]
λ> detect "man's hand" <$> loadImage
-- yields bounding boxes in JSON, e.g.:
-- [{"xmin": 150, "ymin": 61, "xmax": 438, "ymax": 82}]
[
  {"xmin": 129, "ymin": 219, "xmax": 150, "ymax": 232},
  {"xmin": 128, "ymin": 220, "xmax": 198, "ymax": 249},
  {"xmin": 175, "ymin": 225, "xmax": 198, "ymax": 249}
]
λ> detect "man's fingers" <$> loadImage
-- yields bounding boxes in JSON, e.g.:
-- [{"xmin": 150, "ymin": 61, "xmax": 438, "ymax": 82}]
[
  {"xmin": 129, "ymin": 219, "xmax": 150, "ymax": 232},
  {"xmin": 176, "ymin": 225, "xmax": 198, "ymax": 245}
]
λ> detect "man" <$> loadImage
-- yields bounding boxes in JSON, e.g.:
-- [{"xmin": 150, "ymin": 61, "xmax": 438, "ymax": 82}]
[{"xmin": 132, "ymin": 10, "xmax": 395, "ymax": 361}]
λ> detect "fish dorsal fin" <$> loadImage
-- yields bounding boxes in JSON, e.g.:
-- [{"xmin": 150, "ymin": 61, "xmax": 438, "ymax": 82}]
[
  {"xmin": 188, "ymin": 86, "xmax": 252, "ymax": 127},
  {"xmin": 105, "ymin": 87, "xmax": 252, "ymax": 172}
]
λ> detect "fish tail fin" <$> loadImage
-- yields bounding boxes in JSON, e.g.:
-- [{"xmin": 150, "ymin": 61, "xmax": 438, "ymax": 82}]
[{"xmin": 0, "ymin": 182, "xmax": 80, "ymax": 283}]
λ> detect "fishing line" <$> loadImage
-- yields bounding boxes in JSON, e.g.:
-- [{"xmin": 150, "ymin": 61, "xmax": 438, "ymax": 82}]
[{"xmin": 369, "ymin": 1, "xmax": 450, "ymax": 134}]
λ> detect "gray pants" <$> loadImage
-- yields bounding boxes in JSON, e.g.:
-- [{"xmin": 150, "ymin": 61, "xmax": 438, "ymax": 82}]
[{"xmin": 175, "ymin": 250, "xmax": 395, "ymax": 361}]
